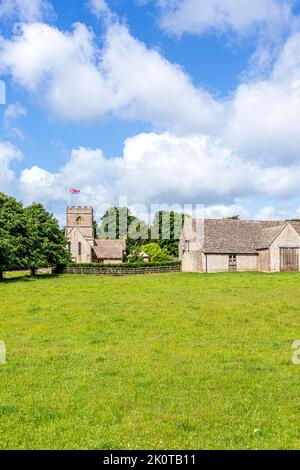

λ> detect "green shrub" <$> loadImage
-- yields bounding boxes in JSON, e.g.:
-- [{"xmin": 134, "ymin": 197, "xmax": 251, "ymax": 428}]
[{"xmin": 141, "ymin": 242, "xmax": 170, "ymax": 263}]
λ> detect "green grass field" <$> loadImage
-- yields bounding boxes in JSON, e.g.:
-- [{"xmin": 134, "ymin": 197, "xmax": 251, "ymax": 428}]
[{"xmin": 1, "ymin": 272, "xmax": 300, "ymax": 450}]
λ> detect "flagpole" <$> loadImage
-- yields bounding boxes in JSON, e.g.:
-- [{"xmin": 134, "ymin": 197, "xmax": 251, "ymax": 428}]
[{"xmin": 67, "ymin": 189, "xmax": 70, "ymax": 207}]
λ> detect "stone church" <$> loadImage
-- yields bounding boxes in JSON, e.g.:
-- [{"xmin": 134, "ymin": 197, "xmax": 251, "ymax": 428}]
[{"xmin": 65, "ymin": 206, "xmax": 126, "ymax": 264}]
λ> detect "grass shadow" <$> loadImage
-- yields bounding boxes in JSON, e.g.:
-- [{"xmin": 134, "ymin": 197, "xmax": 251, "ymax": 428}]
[{"xmin": 2, "ymin": 273, "xmax": 61, "ymax": 284}]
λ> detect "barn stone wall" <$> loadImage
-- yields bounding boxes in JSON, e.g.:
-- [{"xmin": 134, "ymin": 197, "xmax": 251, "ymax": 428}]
[
  {"xmin": 180, "ymin": 219, "xmax": 204, "ymax": 272},
  {"xmin": 269, "ymin": 225, "xmax": 300, "ymax": 272},
  {"xmin": 237, "ymin": 255, "xmax": 258, "ymax": 272},
  {"xmin": 201, "ymin": 253, "xmax": 258, "ymax": 273},
  {"xmin": 257, "ymin": 249, "xmax": 269, "ymax": 272},
  {"xmin": 181, "ymin": 252, "xmax": 203, "ymax": 272},
  {"xmin": 206, "ymin": 255, "xmax": 229, "ymax": 273}
]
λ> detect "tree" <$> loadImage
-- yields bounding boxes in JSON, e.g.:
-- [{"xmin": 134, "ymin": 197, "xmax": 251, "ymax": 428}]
[
  {"xmin": 93, "ymin": 220, "xmax": 98, "ymax": 238},
  {"xmin": 141, "ymin": 242, "xmax": 170, "ymax": 263},
  {"xmin": 0, "ymin": 193, "xmax": 27, "ymax": 280},
  {"xmin": 24, "ymin": 203, "xmax": 70, "ymax": 275},
  {"xmin": 152, "ymin": 211, "xmax": 186, "ymax": 257},
  {"xmin": 98, "ymin": 207, "xmax": 150, "ymax": 254}
]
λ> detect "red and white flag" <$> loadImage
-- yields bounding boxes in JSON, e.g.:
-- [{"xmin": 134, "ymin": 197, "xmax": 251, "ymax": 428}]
[{"xmin": 69, "ymin": 188, "xmax": 80, "ymax": 194}]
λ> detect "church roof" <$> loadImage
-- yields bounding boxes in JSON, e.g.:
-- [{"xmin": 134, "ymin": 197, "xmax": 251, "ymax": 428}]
[{"xmin": 93, "ymin": 239, "xmax": 126, "ymax": 260}]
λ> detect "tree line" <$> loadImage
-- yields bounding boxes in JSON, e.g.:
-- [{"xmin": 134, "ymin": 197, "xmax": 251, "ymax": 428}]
[
  {"xmin": 98, "ymin": 207, "xmax": 187, "ymax": 259},
  {"xmin": 0, "ymin": 193, "xmax": 69, "ymax": 280},
  {"xmin": 0, "ymin": 193, "xmax": 187, "ymax": 279}
]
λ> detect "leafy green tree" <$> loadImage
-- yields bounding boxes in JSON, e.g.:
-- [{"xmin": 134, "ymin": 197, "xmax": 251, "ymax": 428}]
[
  {"xmin": 24, "ymin": 203, "xmax": 70, "ymax": 275},
  {"xmin": 141, "ymin": 242, "xmax": 170, "ymax": 263},
  {"xmin": 0, "ymin": 193, "xmax": 27, "ymax": 280},
  {"xmin": 93, "ymin": 220, "xmax": 98, "ymax": 238},
  {"xmin": 98, "ymin": 207, "xmax": 150, "ymax": 253},
  {"xmin": 152, "ymin": 211, "xmax": 186, "ymax": 257}
]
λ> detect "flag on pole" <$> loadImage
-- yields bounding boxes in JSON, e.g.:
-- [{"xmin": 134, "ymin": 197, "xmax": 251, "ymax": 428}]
[{"xmin": 67, "ymin": 188, "xmax": 80, "ymax": 206}]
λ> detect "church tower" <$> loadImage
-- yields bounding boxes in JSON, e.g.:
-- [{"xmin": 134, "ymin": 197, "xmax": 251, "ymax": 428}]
[
  {"xmin": 66, "ymin": 206, "xmax": 94, "ymax": 242},
  {"xmin": 66, "ymin": 206, "xmax": 95, "ymax": 263}
]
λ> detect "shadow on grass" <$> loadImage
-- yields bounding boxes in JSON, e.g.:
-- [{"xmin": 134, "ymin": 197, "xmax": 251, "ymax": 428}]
[{"xmin": 2, "ymin": 273, "xmax": 61, "ymax": 283}]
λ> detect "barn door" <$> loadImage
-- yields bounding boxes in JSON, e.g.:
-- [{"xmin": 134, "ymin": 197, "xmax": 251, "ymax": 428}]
[
  {"xmin": 280, "ymin": 248, "xmax": 299, "ymax": 272},
  {"xmin": 229, "ymin": 254, "xmax": 237, "ymax": 272}
]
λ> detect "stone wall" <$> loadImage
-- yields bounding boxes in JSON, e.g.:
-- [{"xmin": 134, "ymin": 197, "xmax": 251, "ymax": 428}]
[
  {"xmin": 102, "ymin": 259, "xmax": 124, "ymax": 265},
  {"xmin": 236, "ymin": 255, "xmax": 258, "ymax": 272},
  {"xmin": 257, "ymin": 249, "xmax": 269, "ymax": 272},
  {"xmin": 205, "ymin": 253, "xmax": 258, "ymax": 273},
  {"xmin": 63, "ymin": 264, "xmax": 181, "ymax": 276},
  {"xmin": 181, "ymin": 252, "xmax": 203, "ymax": 272},
  {"xmin": 68, "ymin": 228, "xmax": 93, "ymax": 264},
  {"xmin": 206, "ymin": 254, "xmax": 229, "ymax": 273},
  {"xmin": 180, "ymin": 219, "xmax": 204, "ymax": 272},
  {"xmin": 269, "ymin": 224, "xmax": 300, "ymax": 272}
]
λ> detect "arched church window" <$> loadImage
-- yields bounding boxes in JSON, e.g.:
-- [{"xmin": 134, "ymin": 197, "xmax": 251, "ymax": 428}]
[
  {"xmin": 78, "ymin": 242, "xmax": 82, "ymax": 256},
  {"xmin": 76, "ymin": 216, "xmax": 82, "ymax": 225}
]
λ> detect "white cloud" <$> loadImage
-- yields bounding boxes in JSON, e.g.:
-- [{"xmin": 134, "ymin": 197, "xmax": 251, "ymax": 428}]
[
  {"xmin": 0, "ymin": 0, "xmax": 53, "ymax": 23},
  {"xmin": 3, "ymin": 103, "xmax": 27, "ymax": 141},
  {"xmin": 18, "ymin": 132, "xmax": 300, "ymax": 220},
  {"xmin": 1, "ymin": 12, "xmax": 300, "ymax": 216},
  {"xmin": 87, "ymin": 0, "xmax": 111, "ymax": 18},
  {"xmin": 3, "ymin": 103, "xmax": 26, "ymax": 128},
  {"xmin": 0, "ymin": 128, "xmax": 297, "ymax": 222},
  {"xmin": 224, "ymin": 31, "xmax": 300, "ymax": 163},
  {"xmin": 0, "ymin": 22, "xmax": 221, "ymax": 132},
  {"xmin": 255, "ymin": 206, "xmax": 286, "ymax": 220},
  {"xmin": 10, "ymin": 127, "xmax": 25, "ymax": 141},
  {"xmin": 156, "ymin": 0, "xmax": 297, "ymax": 38},
  {"xmin": 0, "ymin": 141, "xmax": 22, "ymax": 193},
  {"xmin": 19, "ymin": 166, "xmax": 64, "ymax": 204},
  {"xmin": 1, "ymin": 18, "xmax": 300, "ymax": 162}
]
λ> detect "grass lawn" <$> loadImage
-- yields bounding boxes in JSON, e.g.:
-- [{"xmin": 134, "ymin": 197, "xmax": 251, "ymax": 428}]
[{"xmin": 0, "ymin": 272, "xmax": 300, "ymax": 450}]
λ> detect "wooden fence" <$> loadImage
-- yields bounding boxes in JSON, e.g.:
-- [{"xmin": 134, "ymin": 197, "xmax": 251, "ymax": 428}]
[{"xmin": 63, "ymin": 263, "xmax": 181, "ymax": 276}]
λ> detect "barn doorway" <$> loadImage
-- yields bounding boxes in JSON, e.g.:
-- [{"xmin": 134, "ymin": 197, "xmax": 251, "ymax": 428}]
[
  {"xmin": 280, "ymin": 248, "xmax": 299, "ymax": 272},
  {"xmin": 229, "ymin": 254, "xmax": 237, "ymax": 272}
]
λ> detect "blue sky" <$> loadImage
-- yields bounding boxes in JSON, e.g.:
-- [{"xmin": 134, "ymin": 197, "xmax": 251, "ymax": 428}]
[{"xmin": 1, "ymin": 0, "xmax": 300, "ymax": 223}]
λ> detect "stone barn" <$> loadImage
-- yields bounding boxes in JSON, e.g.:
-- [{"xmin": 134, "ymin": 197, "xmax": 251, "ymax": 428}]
[
  {"xmin": 65, "ymin": 206, "xmax": 126, "ymax": 264},
  {"xmin": 180, "ymin": 218, "xmax": 300, "ymax": 273}
]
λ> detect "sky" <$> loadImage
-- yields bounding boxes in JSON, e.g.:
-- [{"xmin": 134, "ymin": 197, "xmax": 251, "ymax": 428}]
[{"xmin": 1, "ymin": 0, "xmax": 300, "ymax": 224}]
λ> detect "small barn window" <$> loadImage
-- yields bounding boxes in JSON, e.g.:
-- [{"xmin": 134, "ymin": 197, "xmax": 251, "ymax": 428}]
[{"xmin": 78, "ymin": 242, "xmax": 82, "ymax": 256}]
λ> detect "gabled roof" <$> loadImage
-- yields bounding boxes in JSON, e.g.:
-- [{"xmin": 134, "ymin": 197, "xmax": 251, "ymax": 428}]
[
  {"xmin": 291, "ymin": 222, "xmax": 300, "ymax": 237},
  {"xmin": 65, "ymin": 225, "xmax": 91, "ymax": 242},
  {"xmin": 257, "ymin": 223, "xmax": 288, "ymax": 249},
  {"xmin": 93, "ymin": 239, "xmax": 126, "ymax": 260},
  {"xmin": 202, "ymin": 219, "xmax": 286, "ymax": 254}
]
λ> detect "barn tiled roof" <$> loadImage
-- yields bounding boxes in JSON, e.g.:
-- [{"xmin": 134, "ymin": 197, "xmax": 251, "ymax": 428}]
[
  {"xmin": 202, "ymin": 219, "xmax": 285, "ymax": 254},
  {"xmin": 257, "ymin": 224, "xmax": 287, "ymax": 249},
  {"xmin": 291, "ymin": 222, "xmax": 300, "ymax": 237},
  {"xmin": 93, "ymin": 239, "xmax": 126, "ymax": 259}
]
